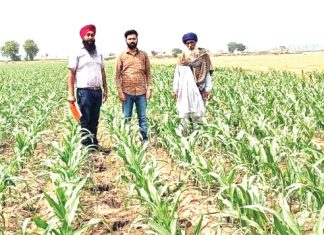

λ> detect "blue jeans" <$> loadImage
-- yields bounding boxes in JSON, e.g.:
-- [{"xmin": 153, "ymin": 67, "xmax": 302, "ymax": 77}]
[
  {"xmin": 122, "ymin": 94, "xmax": 148, "ymax": 140},
  {"xmin": 77, "ymin": 88, "xmax": 102, "ymax": 146}
]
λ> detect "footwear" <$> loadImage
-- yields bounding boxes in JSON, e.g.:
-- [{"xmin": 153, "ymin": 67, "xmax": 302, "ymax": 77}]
[
  {"xmin": 96, "ymin": 146, "xmax": 111, "ymax": 154},
  {"xmin": 142, "ymin": 138, "xmax": 149, "ymax": 146},
  {"xmin": 86, "ymin": 145, "xmax": 111, "ymax": 155}
]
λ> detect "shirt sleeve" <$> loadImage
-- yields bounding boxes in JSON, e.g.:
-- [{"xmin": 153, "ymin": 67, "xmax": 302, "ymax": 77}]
[
  {"xmin": 144, "ymin": 52, "xmax": 152, "ymax": 90},
  {"xmin": 101, "ymin": 54, "xmax": 105, "ymax": 69},
  {"xmin": 115, "ymin": 55, "xmax": 123, "ymax": 94},
  {"xmin": 173, "ymin": 65, "xmax": 180, "ymax": 92},
  {"xmin": 204, "ymin": 72, "xmax": 212, "ymax": 92},
  {"xmin": 68, "ymin": 54, "xmax": 78, "ymax": 70}
]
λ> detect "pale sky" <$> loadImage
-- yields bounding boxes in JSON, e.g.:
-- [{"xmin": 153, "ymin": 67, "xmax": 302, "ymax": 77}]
[{"xmin": 1, "ymin": 0, "xmax": 323, "ymax": 58}]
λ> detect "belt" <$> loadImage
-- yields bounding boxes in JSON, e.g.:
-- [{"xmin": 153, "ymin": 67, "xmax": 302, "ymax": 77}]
[{"xmin": 78, "ymin": 87, "xmax": 101, "ymax": 91}]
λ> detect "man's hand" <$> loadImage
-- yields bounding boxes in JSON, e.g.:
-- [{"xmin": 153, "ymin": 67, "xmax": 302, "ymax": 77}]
[
  {"xmin": 146, "ymin": 89, "xmax": 152, "ymax": 99},
  {"xmin": 118, "ymin": 92, "xmax": 126, "ymax": 102},
  {"xmin": 103, "ymin": 90, "xmax": 108, "ymax": 102},
  {"xmin": 203, "ymin": 91, "xmax": 211, "ymax": 101},
  {"xmin": 172, "ymin": 92, "xmax": 178, "ymax": 100},
  {"xmin": 68, "ymin": 95, "xmax": 76, "ymax": 103}
]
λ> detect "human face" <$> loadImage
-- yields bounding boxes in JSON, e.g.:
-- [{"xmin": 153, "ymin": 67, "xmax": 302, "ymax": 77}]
[
  {"xmin": 126, "ymin": 34, "xmax": 138, "ymax": 50},
  {"xmin": 185, "ymin": 40, "xmax": 196, "ymax": 50},
  {"xmin": 82, "ymin": 30, "xmax": 96, "ymax": 54},
  {"xmin": 83, "ymin": 30, "xmax": 96, "ymax": 43}
]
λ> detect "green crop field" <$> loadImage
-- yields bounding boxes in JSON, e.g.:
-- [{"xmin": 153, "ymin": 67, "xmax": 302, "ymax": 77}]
[{"xmin": 0, "ymin": 61, "xmax": 323, "ymax": 234}]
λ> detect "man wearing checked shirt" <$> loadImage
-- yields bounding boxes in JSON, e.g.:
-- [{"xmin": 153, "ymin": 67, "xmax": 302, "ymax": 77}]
[{"xmin": 115, "ymin": 29, "xmax": 152, "ymax": 142}]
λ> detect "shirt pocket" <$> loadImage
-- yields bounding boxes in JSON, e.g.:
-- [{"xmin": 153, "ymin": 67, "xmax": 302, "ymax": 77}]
[{"xmin": 134, "ymin": 56, "xmax": 145, "ymax": 71}]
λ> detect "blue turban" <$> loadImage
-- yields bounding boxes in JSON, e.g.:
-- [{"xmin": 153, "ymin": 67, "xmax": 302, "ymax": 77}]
[{"xmin": 182, "ymin": 32, "xmax": 198, "ymax": 44}]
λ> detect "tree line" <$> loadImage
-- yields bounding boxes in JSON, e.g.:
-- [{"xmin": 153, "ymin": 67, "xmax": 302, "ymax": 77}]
[
  {"xmin": 162, "ymin": 42, "xmax": 247, "ymax": 58},
  {"xmin": 1, "ymin": 40, "xmax": 39, "ymax": 61},
  {"xmin": 1, "ymin": 40, "xmax": 247, "ymax": 61}
]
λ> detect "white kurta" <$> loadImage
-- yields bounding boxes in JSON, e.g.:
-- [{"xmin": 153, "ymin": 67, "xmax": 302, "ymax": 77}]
[{"xmin": 173, "ymin": 65, "xmax": 205, "ymax": 118}]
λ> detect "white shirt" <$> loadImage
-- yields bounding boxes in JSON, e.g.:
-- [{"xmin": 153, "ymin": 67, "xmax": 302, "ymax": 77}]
[{"xmin": 68, "ymin": 48, "xmax": 104, "ymax": 88}]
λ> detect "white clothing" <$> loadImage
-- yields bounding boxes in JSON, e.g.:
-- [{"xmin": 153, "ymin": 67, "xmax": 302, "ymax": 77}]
[
  {"xmin": 173, "ymin": 65, "xmax": 205, "ymax": 118},
  {"xmin": 68, "ymin": 48, "xmax": 105, "ymax": 88}
]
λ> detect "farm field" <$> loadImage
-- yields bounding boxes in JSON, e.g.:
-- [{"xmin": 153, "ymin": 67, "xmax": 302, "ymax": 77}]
[
  {"xmin": 151, "ymin": 51, "xmax": 324, "ymax": 73},
  {"xmin": 0, "ymin": 60, "xmax": 323, "ymax": 234},
  {"xmin": 213, "ymin": 52, "xmax": 324, "ymax": 73}
]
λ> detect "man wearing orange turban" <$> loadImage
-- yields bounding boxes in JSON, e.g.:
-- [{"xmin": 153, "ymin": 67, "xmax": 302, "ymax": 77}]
[{"xmin": 67, "ymin": 24, "xmax": 108, "ymax": 152}]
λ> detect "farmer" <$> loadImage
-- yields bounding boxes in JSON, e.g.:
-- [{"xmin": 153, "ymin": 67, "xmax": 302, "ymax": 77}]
[
  {"xmin": 67, "ymin": 24, "xmax": 108, "ymax": 150},
  {"xmin": 172, "ymin": 32, "xmax": 213, "ymax": 135},
  {"xmin": 115, "ymin": 29, "xmax": 152, "ymax": 142}
]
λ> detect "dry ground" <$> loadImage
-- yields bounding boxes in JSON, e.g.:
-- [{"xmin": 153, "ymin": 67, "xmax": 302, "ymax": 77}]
[{"xmin": 2, "ymin": 117, "xmax": 231, "ymax": 234}]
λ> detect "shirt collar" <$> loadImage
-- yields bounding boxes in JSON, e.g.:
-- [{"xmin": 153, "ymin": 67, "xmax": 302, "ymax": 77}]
[{"xmin": 126, "ymin": 48, "xmax": 139, "ymax": 55}]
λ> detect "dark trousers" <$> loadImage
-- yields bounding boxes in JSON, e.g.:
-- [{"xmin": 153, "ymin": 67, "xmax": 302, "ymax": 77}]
[{"xmin": 77, "ymin": 88, "xmax": 102, "ymax": 146}]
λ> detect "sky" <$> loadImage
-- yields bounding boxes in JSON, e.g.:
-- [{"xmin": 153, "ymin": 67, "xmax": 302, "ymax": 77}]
[{"xmin": 0, "ymin": 0, "xmax": 324, "ymax": 58}]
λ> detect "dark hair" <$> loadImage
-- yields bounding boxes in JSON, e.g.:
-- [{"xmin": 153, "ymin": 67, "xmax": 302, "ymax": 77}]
[{"xmin": 124, "ymin": 29, "xmax": 138, "ymax": 38}]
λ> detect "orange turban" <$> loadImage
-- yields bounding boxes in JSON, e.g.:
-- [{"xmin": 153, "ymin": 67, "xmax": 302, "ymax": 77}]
[{"xmin": 80, "ymin": 24, "xmax": 96, "ymax": 38}]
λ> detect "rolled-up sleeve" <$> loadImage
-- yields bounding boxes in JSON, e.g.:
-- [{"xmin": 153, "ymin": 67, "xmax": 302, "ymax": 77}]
[
  {"xmin": 173, "ymin": 65, "xmax": 180, "ymax": 92},
  {"xmin": 145, "ymin": 53, "xmax": 152, "ymax": 90},
  {"xmin": 115, "ymin": 55, "xmax": 123, "ymax": 94},
  {"xmin": 68, "ymin": 56, "xmax": 77, "ymax": 70}
]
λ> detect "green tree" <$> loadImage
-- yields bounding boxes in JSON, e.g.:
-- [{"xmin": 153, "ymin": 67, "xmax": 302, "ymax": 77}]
[
  {"xmin": 1, "ymin": 40, "xmax": 20, "ymax": 61},
  {"xmin": 227, "ymin": 42, "xmax": 246, "ymax": 53},
  {"xmin": 151, "ymin": 50, "xmax": 158, "ymax": 57},
  {"xmin": 236, "ymin": 43, "xmax": 246, "ymax": 52},
  {"xmin": 23, "ymin": 39, "xmax": 39, "ymax": 60},
  {"xmin": 171, "ymin": 48, "xmax": 182, "ymax": 57},
  {"xmin": 227, "ymin": 42, "xmax": 237, "ymax": 53}
]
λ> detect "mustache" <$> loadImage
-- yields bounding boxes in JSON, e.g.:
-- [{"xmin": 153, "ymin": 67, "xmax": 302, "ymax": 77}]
[{"xmin": 83, "ymin": 39, "xmax": 95, "ymax": 44}]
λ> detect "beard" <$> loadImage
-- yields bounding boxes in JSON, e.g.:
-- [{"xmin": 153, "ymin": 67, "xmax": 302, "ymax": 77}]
[
  {"xmin": 127, "ymin": 42, "xmax": 137, "ymax": 50},
  {"xmin": 82, "ymin": 39, "xmax": 96, "ymax": 55}
]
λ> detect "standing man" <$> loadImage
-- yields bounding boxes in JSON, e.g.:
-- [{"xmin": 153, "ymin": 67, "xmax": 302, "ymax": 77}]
[
  {"xmin": 115, "ymin": 29, "xmax": 152, "ymax": 142},
  {"xmin": 172, "ymin": 32, "xmax": 213, "ymax": 135},
  {"xmin": 67, "ymin": 24, "xmax": 108, "ymax": 150}
]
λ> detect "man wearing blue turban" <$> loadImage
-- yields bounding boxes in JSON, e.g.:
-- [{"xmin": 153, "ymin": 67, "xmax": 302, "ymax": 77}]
[
  {"xmin": 172, "ymin": 32, "xmax": 213, "ymax": 136},
  {"xmin": 182, "ymin": 32, "xmax": 198, "ymax": 44}
]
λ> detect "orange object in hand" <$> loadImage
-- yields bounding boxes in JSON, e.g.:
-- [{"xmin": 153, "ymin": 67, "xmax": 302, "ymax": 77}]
[{"xmin": 69, "ymin": 102, "xmax": 81, "ymax": 121}]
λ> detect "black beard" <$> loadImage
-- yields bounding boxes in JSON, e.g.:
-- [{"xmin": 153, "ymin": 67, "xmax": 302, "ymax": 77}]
[
  {"xmin": 82, "ymin": 40, "xmax": 96, "ymax": 55},
  {"xmin": 127, "ymin": 42, "xmax": 137, "ymax": 50}
]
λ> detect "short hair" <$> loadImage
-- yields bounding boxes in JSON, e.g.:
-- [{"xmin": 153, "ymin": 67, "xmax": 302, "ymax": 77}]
[{"xmin": 124, "ymin": 29, "xmax": 138, "ymax": 38}]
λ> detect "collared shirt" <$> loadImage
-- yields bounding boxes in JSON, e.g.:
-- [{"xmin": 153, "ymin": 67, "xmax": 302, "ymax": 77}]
[
  {"xmin": 68, "ymin": 48, "xmax": 104, "ymax": 88},
  {"xmin": 115, "ymin": 49, "xmax": 152, "ymax": 96}
]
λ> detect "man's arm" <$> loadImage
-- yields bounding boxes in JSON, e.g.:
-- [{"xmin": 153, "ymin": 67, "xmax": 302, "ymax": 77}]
[
  {"xmin": 172, "ymin": 65, "xmax": 180, "ymax": 100},
  {"xmin": 68, "ymin": 69, "xmax": 76, "ymax": 102},
  {"xmin": 203, "ymin": 71, "xmax": 212, "ymax": 101},
  {"xmin": 145, "ymin": 53, "xmax": 153, "ymax": 99},
  {"xmin": 101, "ymin": 67, "xmax": 108, "ymax": 101},
  {"xmin": 115, "ymin": 55, "xmax": 125, "ymax": 102}
]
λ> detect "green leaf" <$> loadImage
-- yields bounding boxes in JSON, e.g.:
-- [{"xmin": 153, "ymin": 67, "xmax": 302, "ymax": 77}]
[
  {"xmin": 74, "ymin": 218, "xmax": 101, "ymax": 235},
  {"xmin": 44, "ymin": 192, "xmax": 66, "ymax": 220},
  {"xmin": 121, "ymin": 175, "xmax": 130, "ymax": 183},
  {"xmin": 32, "ymin": 216, "xmax": 49, "ymax": 229},
  {"xmin": 148, "ymin": 219, "xmax": 171, "ymax": 235},
  {"xmin": 193, "ymin": 215, "xmax": 203, "ymax": 235}
]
